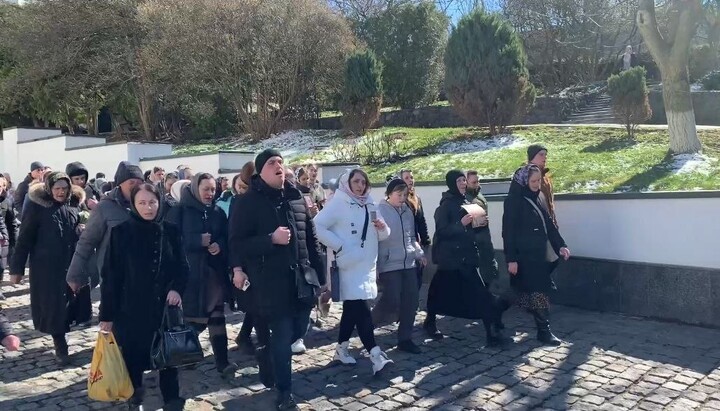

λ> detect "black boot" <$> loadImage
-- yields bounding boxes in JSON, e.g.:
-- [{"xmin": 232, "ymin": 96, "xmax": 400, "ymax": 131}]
[
  {"xmin": 256, "ymin": 345, "xmax": 276, "ymax": 389},
  {"xmin": 531, "ymin": 309, "xmax": 562, "ymax": 346},
  {"xmin": 163, "ymin": 397, "xmax": 186, "ymax": 411},
  {"xmin": 423, "ymin": 314, "xmax": 444, "ymax": 340},
  {"xmin": 52, "ymin": 334, "xmax": 71, "ymax": 366},
  {"xmin": 127, "ymin": 387, "xmax": 145, "ymax": 410},
  {"xmin": 483, "ymin": 320, "xmax": 512, "ymax": 348},
  {"xmin": 210, "ymin": 335, "xmax": 238, "ymax": 377},
  {"xmin": 235, "ymin": 333, "xmax": 256, "ymax": 356},
  {"xmin": 276, "ymin": 391, "xmax": 299, "ymax": 410}
]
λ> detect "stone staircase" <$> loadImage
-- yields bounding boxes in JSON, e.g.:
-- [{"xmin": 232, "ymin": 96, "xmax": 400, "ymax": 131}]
[{"xmin": 563, "ymin": 94, "xmax": 617, "ymax": 124}]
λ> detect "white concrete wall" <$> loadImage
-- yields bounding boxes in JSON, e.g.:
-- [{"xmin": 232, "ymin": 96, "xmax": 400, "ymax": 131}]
[
  {"xmin": 128, "ymin": 143, "xmax": 172, "ymax": 165},
  {"xmin": 64, "ymin": 144, "xmax": 133, "ymax": 178},
  {"xmin": 1, "ymin": 128, "xmax": 63, "ymax": 178},
  {"xmin": 218, "ymin": 152, "xmax": 255, "ymax": 171},
  {"xmin": 409, "ymin": 184, "xmax": 720, "ymax": 270},
  {"xmin": 16, "ymin": 137, "xmax": 68, "ymax": 174},
  {"xmin": 64, "ymin": 136, "xmax": 106, "ymax": 149},
  {"xmin": 140, "ymin": 154, "xmax": 220, "ymax": 175}
]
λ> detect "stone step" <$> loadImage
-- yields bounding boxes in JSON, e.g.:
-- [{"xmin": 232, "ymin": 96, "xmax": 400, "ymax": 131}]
[{"xmin": 565, "ymin": 114, "xmax": 617, "ymax": 122}]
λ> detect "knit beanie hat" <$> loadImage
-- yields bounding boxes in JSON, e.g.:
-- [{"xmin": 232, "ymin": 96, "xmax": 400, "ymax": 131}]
[
  {"xmin": 527, "ymin": 144, "xmax": 548, "ymax": 162},
  {"xmin": 255, "ymin": 149, "xmax": 283, "ymax": 175},
  {"xmin": 385, "ymin": 178, "xmax": 407, "ymax": 196},
  {"xmin": 114, "ymin": 161, "xmax": 144, "ymax": 185}
]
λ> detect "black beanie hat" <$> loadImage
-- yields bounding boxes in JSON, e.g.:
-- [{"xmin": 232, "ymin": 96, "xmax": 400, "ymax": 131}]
[
  {"xmin": 65, "ymin": 162, "xmax": 89, "ymax": 179},
  {"xmin": 114, "ymin": 161, "xmax": 144, "ymax": 185},
  {"xmin": 445, "ymin": 169, "xmax": 465, "ymax": 196},
  {"xmin": 30, "ymin": 161, "xmax": 45, "ymax": 172},
  {"xmin": 527, "ymin": 144, "xmax": 548, "ymax": 162},
  {"xmin": 385, "ymin": 178, "xmax": 407, "ymax": 196},
  {"xmin": 255, "ymin": 149, "xmax": 283, "ymax": 174}
]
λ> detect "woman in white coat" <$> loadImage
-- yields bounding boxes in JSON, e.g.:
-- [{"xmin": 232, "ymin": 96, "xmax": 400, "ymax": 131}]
[{"xmin": 314, "ymin": 169, "xmax": 393, "ymax": 375}]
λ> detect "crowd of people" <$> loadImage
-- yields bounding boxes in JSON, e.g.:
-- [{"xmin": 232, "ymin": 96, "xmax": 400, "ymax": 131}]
[{"xmin": 0, "ymin": 143, "xmax": 571, "ymax": 411}]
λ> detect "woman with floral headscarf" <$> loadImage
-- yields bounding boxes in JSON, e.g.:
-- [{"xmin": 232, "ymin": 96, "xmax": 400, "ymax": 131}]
[
  {"xmin": 502, "ymin": 164, "xmax": 570, "ymax": 346},
  {"xmin": 9, "ymin": 172, "xmax": 85, "ymax": 366}
]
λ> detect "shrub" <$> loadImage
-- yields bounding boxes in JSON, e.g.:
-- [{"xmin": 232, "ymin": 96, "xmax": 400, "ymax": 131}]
[
  {"xmin": 444, "ymin": 10, "xmax": 535, "ymax": 135},
  {"xmin": 340, "ymin": 50, "xmax": 383, "ymax": 134},
  {"xmin": 607, "ymin": 66, "xmax": 652, "ymax": 138},
  {"xmin": 702, "ymin": 71, "xmax": 720, "ymax": 91},
  {"xmin": 689, "ymin": 44, "xmax": 718, "ymax": 82},
  {"xmin": 362, "ymin": 3, "xmax": 448, "ymax": 109}
]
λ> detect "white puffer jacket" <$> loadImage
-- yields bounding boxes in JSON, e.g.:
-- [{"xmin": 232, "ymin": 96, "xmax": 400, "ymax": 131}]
[{"xmin": 313, "ymin": 190, "xmax": 390, "ymax": 301}]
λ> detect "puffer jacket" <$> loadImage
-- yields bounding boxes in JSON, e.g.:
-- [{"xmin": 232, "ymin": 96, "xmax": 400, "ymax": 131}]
[
  {"xmin": 377, "ymin": 199, "xmax": 423, "ymax": 274},
  {"xmin": 314, "ymin": 190, "xmax": 390, "ymax": 301}
]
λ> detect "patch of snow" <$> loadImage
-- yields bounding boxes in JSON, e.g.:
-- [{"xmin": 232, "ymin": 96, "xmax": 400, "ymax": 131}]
[
  {"xmin": 236, "ymin": 130, "xmax": 339, "ymax": 160},
  {"xmin": 570, "ymin": 180, "xmax": 604, "ymax": 193},
  {"xmin": 691, "ymin": 83, "xmax": 704, "ymax": 92},
  {"xmin": 437, "ymin": 134, "xmax": 525, "ymax": 154},
  {"xmin": 614, "ymin": 186, "xmax": 632, "ymax": 193},
  {"xmin": 668, "ymin": 153, "xmax": 719, "ymax": 176}
]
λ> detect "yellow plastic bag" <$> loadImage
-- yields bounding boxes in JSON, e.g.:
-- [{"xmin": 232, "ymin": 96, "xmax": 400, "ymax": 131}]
[{"xmin": 87, "ymin": 331, "xmax": 135, "ymax": 402}]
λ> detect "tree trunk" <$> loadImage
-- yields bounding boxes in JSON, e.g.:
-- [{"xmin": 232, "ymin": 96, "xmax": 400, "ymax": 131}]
[
  {"xmin": 661, "ymin": 67, "xmax": 702, "ymax": 154},
  {"xmin": 637, "ymin": 0, "xmax": 702, "ymax": 154}
]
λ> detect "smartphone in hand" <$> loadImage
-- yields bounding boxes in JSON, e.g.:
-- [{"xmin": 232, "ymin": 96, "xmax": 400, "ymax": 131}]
[{"xmin": 370, "ymin": 210, "xmax": 377, "ymax": 220}]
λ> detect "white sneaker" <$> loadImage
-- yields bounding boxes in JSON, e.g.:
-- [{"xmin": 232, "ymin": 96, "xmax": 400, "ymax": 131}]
[
  {"xmin": 333, "ymin": 341, "xmax": 357, "ymax": 365},
  {"xmin": 291, "ymin": 338, "xmax": 306, "ymax": 354},
  {"xmin": 370, "ymin": 346, "xmax": 393, "ymax": 375}
]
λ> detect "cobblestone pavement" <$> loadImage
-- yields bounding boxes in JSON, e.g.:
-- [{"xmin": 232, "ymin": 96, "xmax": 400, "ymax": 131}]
[{"xmin": 2, "ymin": 280, "xmax": 720, "ymax": 411}]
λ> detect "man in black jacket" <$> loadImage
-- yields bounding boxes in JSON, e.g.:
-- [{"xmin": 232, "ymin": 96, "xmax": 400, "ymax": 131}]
[
  {"xmin": 228, "ymin": 149, "xmax": 325, "ymax": 411},
  {"xmin": 13, "ymin": 161, "xmax": 46, "ymax": 218}
]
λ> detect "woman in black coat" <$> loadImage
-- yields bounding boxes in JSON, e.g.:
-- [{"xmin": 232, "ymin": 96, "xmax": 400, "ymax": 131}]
[
  {"xmin": 9, "ymin": 172, "xmax": 84, "ymax": 365},
  {"xmin": 502, "ymin": 164, "xmax": 571, "ymax": 346},
  {"xmin": 99, "ymin": 183, "xmax": 188, "ymax": 411},
  {"xmin": 425, "ymin": 170, "xmax": 511, "ymax": 347},
  {"xmin": 166, "ymin": 173, "xmax": 236, "ymax": 376}
]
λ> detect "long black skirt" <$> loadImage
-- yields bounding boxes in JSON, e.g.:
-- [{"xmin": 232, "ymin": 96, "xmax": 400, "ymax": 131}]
[{"xmin": 426, "ymin": 266, "xmax": 498, "ymax": 321}]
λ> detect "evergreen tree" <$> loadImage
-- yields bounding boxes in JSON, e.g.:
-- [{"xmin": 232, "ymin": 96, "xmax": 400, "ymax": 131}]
[
  {"xmin": 607, "ymin": 67, "xmax": 652, "ymax": 138},
  {"xmin": 444, "ymin": 10, "xmax": 535, "ymax": 134},
  {"xmin": 340, "ymin": 50, "xmax": 383, "ymax": 134},
  {"xmin": 363, "ymin": 2, "xmax": 448, "ymax": 109}
]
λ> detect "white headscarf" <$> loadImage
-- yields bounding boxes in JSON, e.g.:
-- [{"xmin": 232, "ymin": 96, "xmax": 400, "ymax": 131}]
[
  {"xmin": 338, "ymin": 169, "xmax": 371, "ymax": 206},
  {"xmin": 170, "ymin": 179, "xmax": 191, "ymax": 202}
]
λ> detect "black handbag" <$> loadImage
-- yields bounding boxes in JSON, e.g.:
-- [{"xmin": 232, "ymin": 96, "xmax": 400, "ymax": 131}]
[{"xmin": 150, "ymin": 304, "xmax": 204, "ymax": 370}]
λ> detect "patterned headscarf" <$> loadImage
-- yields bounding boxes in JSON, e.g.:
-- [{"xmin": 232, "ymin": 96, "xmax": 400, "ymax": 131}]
[{"xmin": 513, "ymin": 164, "xmax": 541, "ymax": 187}]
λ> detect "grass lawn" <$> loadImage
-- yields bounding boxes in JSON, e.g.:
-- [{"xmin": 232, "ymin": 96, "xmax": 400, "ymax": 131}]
[
  {"xmin": 173, "ymin": 125, "xmax": 720, "ymax": 193},
  {"xmin": 361, "ymin": 125, "xmax": 720, "ymax": 193}
]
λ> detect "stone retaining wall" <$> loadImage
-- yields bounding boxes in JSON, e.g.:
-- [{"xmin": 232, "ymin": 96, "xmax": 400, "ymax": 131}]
[
  {"xmin": 648, "ymin": 90, "xmax": 720, "ymax": 126},
  {"xmin": 312, "ymin": 90, "xmax": 604, "ymax": 130}
]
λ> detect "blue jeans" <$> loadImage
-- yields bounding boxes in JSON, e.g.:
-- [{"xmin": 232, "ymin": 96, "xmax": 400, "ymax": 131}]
[{"xmin": 268, "ymin": 307, "xmax": 311, "ymax": 392}]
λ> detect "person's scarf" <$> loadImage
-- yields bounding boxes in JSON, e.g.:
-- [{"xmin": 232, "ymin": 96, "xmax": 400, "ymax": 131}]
[
  {"xmin": 338, "ymin": 171, "xmax": 371, "ymax": 206},
  {"xmin": 512, "ymin": 164, "xmax": 541, "ymax": 201}
]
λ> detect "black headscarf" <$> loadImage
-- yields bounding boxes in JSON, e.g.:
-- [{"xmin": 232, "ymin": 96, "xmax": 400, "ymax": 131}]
[
  {"xmin": 129, "ymin": 186, "xmax": 164, "ymax": 223},
  {"xmin": 444, "ymin": 169, "xmax": 465, "ymax": 198}
]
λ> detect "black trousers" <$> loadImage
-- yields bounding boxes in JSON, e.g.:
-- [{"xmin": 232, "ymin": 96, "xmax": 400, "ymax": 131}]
[{"xmin": 338, "ymin": 300, "xmax": 376, "ymax": 351}]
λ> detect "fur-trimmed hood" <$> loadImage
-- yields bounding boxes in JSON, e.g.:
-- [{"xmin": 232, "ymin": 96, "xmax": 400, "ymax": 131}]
[{"xmin": 28, "ymin": 182, "xmax": 86, "ymax": 208}]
